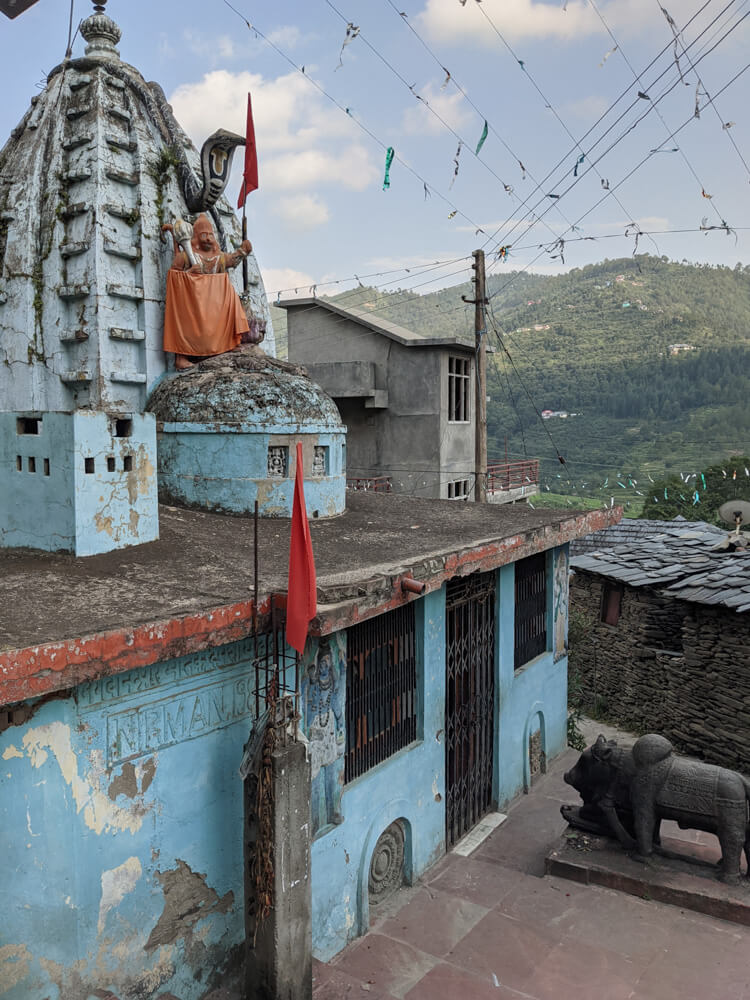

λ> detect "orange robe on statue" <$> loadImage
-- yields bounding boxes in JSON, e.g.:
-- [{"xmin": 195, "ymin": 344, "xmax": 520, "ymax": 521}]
[{"xmin": 163, "ymin": 269, "xmax": 249, "ymax": 358}]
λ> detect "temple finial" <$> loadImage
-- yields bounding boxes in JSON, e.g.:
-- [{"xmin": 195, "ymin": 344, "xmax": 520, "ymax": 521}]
[{"xmin": 80, "ymin": 0, "xmax": 121, "ymax": 60}]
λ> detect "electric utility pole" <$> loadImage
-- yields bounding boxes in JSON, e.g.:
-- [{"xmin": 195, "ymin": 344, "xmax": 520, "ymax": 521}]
[{"xmin": 464, "ymin": 250, "xmax": 488, "ymax": 502}]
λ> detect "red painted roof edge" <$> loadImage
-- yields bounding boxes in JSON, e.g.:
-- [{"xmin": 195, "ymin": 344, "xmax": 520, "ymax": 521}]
[{"xmin": 0, "ymin": 506, "xmax": 620, "ymax": 705}]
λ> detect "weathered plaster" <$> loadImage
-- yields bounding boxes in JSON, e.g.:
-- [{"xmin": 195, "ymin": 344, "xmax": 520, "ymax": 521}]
[
  {"xmin": 21, "ymin": 721, "xmax": 150, "ymax": 835},
  {"xmin": 97, "ymin": 856, "xmax": 142, "ymax": 933}
]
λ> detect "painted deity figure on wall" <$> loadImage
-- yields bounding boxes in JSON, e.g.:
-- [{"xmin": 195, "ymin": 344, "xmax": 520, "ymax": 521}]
[
  {"xmin": 301, "ymin": 634, "xmax": 345, "ymax": 836},
  {"xmin": 162, "ymin": 213, "xmax": 252, "ymax": 370}
]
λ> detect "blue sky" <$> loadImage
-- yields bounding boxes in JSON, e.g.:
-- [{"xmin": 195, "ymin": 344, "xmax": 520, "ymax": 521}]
[{"xmin": 1, "ymin": 0, "xmax": 748, "ymax": 304}]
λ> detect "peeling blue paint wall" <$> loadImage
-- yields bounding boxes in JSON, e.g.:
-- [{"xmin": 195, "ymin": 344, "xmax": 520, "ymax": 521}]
[
  {"xmin": 0, "ymin": 411, "xmax": 158, "ymax": 555},
  {"xmin": 0, "ymin": 637, "xmax": 262, "ymax": 999},
  {"xmin": 157, "ymin": 423, "xmax": 346, "ymax": 518},
  {"xmin": 495, "ymin": 545, "xmax": 570, "ymax": 809},
  {"xmin": 310, "ymin": 590, "xmax": 446, "ymax": 962}
]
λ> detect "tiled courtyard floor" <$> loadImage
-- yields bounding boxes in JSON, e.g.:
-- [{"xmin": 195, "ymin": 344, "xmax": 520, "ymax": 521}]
[{"xmin": 313, "ymin": 743, "xmax": 750, "ymax": 1000}]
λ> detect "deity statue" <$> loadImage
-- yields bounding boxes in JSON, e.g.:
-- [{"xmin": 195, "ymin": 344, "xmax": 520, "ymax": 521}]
[{"xmin": 162, "ymin": 214, "xmax": 253, "ymax": 370}]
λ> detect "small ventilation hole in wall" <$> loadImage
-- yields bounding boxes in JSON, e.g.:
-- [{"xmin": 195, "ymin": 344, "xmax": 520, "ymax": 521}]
[
  {"xmin": 17, "ymin": 417, "xmax": 40, "ymax": 435},
  {"xmin": 16, "ymin": 456, "xmax": 22, "ymax": 471},
  {"xmin": 28, "ymin": 457, "xmax": 36, "ymax": 473},
  {"xmin": 107, "ymin": 457, "xmax": 115, "ymax": 472},
  {"xmin": 84, "ymin": 457, "xmax": 95, "ymax": 474},
  {"xmin": 115, "ymin": 418, "xmax": 132, "ymax": 438},
  {"xmin": 43, "ymin": 458, "xmax": 50, "ymax": 476},
  {"xmin": 123, "ymin": 455, "xmax": 133, "ymax": 471}
]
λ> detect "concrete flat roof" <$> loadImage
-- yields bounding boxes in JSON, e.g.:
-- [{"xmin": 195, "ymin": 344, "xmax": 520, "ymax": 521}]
[
  {"xmin": 0, "ymin": 492, "xmax": 620, "ymax": 704},
  {"xmin": 277, "ymin": 297, "xmax": 479, "ymax": 350}
]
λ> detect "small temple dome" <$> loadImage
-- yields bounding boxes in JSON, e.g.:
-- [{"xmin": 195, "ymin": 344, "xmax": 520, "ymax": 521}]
[{"xmin": 147, "ymin": 348, "xmax": 347, "ymax": 519}]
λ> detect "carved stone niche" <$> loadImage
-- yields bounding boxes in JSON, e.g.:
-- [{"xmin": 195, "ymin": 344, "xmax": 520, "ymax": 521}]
[{"xmin": 368, "ymin": 821, "xmax": 405, "ymax": 907}]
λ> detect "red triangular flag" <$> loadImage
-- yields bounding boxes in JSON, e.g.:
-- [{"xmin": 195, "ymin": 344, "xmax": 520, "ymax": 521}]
[
  {"xmin": 286, "ymin": 443, "xmax": 317, "ymax": 654},
  {"xmin": 237, "ymin": 92, "xmax": 259, "ymax": 208}
]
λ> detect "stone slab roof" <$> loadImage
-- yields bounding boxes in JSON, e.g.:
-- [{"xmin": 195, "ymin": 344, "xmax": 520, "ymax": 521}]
[
  {"xmin": 0, "ymin": 494, "xmax": 618, "ymax": 704},
  {"xmin": 570, "ymin": 518, "xmax": 750, "ymax": 613},
  {"xmin": 277, "ymin": 297, "xmax": 480, "ymax": 350}
]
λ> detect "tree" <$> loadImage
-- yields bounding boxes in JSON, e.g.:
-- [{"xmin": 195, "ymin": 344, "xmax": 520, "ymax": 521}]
[{"xmin": 639, "ymin": 456, "xmax": 750, "ymax": 524}]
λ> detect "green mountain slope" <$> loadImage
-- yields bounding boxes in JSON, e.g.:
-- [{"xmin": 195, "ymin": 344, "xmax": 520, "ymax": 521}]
[{"xmin": 272, "ymin": 256, "xmax": 750, "ymax": 502}]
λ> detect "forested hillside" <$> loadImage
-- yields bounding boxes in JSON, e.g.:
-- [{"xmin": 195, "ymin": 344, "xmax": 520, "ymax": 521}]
[{"xmin": 273, "ymin": 255, "xmax": 750, "ymax": 506}]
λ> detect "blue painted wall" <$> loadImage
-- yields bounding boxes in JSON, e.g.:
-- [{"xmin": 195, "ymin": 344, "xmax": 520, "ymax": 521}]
[
  {"xmin": 0, "ymin": 544, "xmax": 572, "ymax": 990},
  {"xmin": 0, "ymin": 638, "xmax": 261, "ymax": 999},
  {"xmin": 310, "ymin": 590, "xmax": 446, "ymax": 961},
  {"xmin": 495, "ymin": 545, "xmax": 570, "ymax": 808},
  {"xmin": 156, "ymin": 423, "xmax": 346, "ymax": 518},
  {"xmin": 0, "ymin": 410, "xmax": 158, "ymax": 555}
]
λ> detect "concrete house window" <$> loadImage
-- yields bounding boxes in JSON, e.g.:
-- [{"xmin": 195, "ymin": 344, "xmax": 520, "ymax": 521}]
[
  {"xmin": 514, "ymin": 552, "xmax": 547, "ymax": 669},
  {"xmin": 448, "ymin": 356, "xmax": 470, "ymax": 423},
  {"xmin": 447, "ymin": 479, "xmax": 470, "ymax": 500},
  {"xmin": 601, "ymin": 581, "xmax": 623, "ymax": 625},
  {"xmin": 344, "ymin": 603, "xmax": 417, "ymax": 783}
]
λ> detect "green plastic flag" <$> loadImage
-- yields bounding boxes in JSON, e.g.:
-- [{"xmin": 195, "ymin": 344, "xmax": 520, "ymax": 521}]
[
  {"xmin": 383, "ymin": 147, "xmax": 394, "ymax": 190},
  {"xmin": 475, "ymin": 120, "xmax": 488, "ymax": 156}
]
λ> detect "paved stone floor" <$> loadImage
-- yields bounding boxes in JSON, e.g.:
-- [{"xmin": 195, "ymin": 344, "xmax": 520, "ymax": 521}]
[{"xmin": 313, "ymin": 746, "xmax": 750, "ymax": 1000}]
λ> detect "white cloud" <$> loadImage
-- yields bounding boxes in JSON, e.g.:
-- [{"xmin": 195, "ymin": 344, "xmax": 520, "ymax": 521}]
[
  {"xmin": 277, "ymin": 194, "xmax": 330, "ymax": 230},
  {"xmin": 415, "ymin": 0, "xmax": 679, "ymax": 45},
  {"xmin": 169, "ymin": 70, "xmax": 378, "ymax": 195},
  {"xmin": 401, "ymin": 82, "xmax": 473, "ymax": 136},
  {"xmin": 267, "ymin": 25, "xmax": 305, "ymax": 48},
  {"xmin": 261, "ymin": 267, "xmax": 316, "ymax": 300},
  {"xmin": 561, "ymin": 95, "xmax": 610, "ymax": 120},
  {"xmin": 264, "ymin": 145, "xmax": 377, "ymax": 192}
]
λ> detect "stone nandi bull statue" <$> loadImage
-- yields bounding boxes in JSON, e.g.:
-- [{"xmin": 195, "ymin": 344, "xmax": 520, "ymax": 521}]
[{"xmin": 562, "ymin": 734, "xmax": 750, "ymax": 884}]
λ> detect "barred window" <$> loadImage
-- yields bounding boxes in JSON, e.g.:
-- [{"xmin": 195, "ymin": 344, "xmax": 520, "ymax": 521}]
[
  {"xmin": 514, "ymin": 552, "xmax": 548, "ymax": 669},
  {"xmin": 345, "ymin": 605, "xmax": 417, "ymax": 783},
  {"xmin": 448, "ymin": 356, "xmax": 470, "ymax": 422},
  {"xmin": 447, "ymin": 479, "xmax": 470, "ymax": 500}
]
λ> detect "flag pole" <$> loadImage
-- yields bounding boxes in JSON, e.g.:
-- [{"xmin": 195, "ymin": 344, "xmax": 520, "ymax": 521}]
[{"xmin": 241, "ymin": 190, "xmax": 248, "ymax": 294}]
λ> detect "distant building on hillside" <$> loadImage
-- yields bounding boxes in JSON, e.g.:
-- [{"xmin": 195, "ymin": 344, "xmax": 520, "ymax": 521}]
[{"xmin": 669, "ymin": 343, "xmax": 696, "ymax": 355}]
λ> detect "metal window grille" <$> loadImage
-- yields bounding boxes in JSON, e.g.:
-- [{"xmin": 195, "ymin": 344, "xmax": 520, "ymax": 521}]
[
  {"xmin": 448, "ymin": 356, "xmax": 470, "ymax": 422},
  {"xmin": 447, "ymin": 479, "xmax": 470, "ymax": 500},
  {"xmin": 445, "ymin": 572, "xmax": 496, "ymax": 847},
  {"xmin": 345, "ymin": 604, "xmax": 417, "ymax": 783},
  {"xmin": 514, "ymin": 552, "xmax": 547, "ymax": 670}
]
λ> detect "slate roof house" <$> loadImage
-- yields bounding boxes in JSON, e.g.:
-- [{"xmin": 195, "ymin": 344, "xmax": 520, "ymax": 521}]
[
  {"xmin": 570, "ymin": 518, "xmax": 750, "ymax": 773},
  {"xmin": 0, "ymin": 7, "xmax": 618, "ymax": 997}
]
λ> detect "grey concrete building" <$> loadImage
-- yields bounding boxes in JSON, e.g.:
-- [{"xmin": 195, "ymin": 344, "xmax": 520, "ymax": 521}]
[{"xmin": 279, "ymin": 297, "xmax": 477, "ymax": 500}]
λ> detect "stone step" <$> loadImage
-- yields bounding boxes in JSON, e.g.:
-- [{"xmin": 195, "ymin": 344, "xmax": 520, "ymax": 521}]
[
  {"xmin": 106, "ymin": 283, "xmax": 143, "ymax": 301},
  {"xmin": 63, "ymin": 134, "xmax": 93, "ymax": 151},
  {"xmin": 59, "ymin": 241, "xmax": 90, "ymax": 258},
  {"xmin": 59, "ymin": 330, "xmax": 89, "ymax": 343},
  {"xmin": 109, "ymin": 327, "xmax": 145, "ymax": 342},
  {"xmin": 105, "ymin": 168, "xmax": 140, "ymax": 187},
  {"xmin": 106, "ymin": 105, "xmax": 132, "ymax": 124},
  {"xmin": 59, "ymin": 201, "xmax": 90, "ymax": 220},
  {"xmin": 105, "ymin": 134, "xmax": 137, "ymax": 152},
  {"xmin": 69, "ymin": 75, "xmax": 92, "ymax": 91},
  {"xmin": 63, "ymin": 168, "xmax": 92, "ymax": 184},
  {"xmin": 60, "ymin": 370, "xmax": 92, "ymax": 383},
  {"xmin": 59, "ymin": 284, "xmax": 90, "ymax": 300},
  {"xmin": 103, "ymin": 240, "xmax": 140, "ymax": 261},
  {"xmin": 103, "ymin": 203, "xmax": 139, "ymax": 223},
  {"xmin": 66, "ymin": 105, "xmax": 93, "ymax": 120},
  {"xmin": 110, "ymin": 372, "xmax": 147, "ymax": 384}
]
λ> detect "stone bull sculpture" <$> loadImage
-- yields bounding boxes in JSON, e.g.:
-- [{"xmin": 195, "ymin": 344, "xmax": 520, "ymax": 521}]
[{"xmin": 563, "ymin": 734, "xmax": 750, "ymax": 883}]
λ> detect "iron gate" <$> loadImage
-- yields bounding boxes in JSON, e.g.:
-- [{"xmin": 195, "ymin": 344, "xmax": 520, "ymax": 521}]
[{"xmin": 445, "ymin": 571, "xmax": 496, "ymax": 848}]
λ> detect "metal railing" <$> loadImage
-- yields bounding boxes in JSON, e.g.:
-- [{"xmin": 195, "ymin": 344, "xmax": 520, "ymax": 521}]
[
  {"xmin": 487, "ymin": 459, "xmax": 540, "ymax": 494},
  {"xmin": 346, "ymin": 476, "xmax": 393, "ymax": 493}
]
